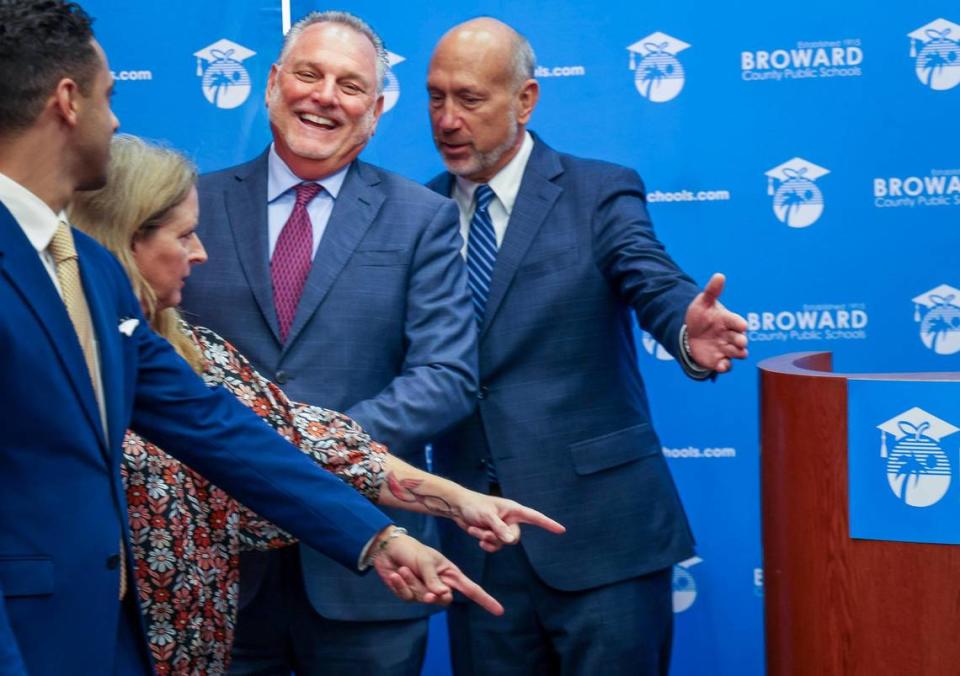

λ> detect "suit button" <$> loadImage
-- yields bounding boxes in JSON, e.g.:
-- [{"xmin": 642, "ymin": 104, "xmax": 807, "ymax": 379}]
[
  {"xmin": 477, "ymin": 386, "xmax": 489, "ymax": 400},
  {"xmin": 276, "ymin": 370, "xmax": 289, "ymax": 384},
  {"xmin": 106, "ymin": 554, "xmax": 120, "ymax": 570}
]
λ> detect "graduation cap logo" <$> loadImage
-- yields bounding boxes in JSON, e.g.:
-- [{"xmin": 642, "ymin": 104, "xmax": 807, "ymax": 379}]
[
  {"xmin": 912, "ymin": 284, "xmax": 960, "ymax": 355},
  {"xmin": 765, "ymin": 158, "xmax": 829, "ymax": 228},
  {"xmin": 640, "ymin": 331, "xmax": 674, "ymax": 361},
  {"xmin": 626, "ymin": 32, "xmax": 691, "ymax": 103},
  {"xmin": 878, "ymin": 408, "xmax": 958, "ymax": 507},
  {"xmin": 908, "ymin": 19, "xmax": 960, "ymax": 91},
  {"xmin": 194, "ymin": 39, "xmax": 256, "ymax": 110},
  {"xmin": 382, "ymin": 51, "xmax": 405, "ymax": 114},
  {"xmin": 672, "ymin": 556, "xmax": 703, "ymax": 613}
]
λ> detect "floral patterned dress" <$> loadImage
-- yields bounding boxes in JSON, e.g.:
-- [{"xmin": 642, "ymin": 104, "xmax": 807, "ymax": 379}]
[{"xmin": 122, "ymin": 324, "xmax": 387, "ymax": 675}]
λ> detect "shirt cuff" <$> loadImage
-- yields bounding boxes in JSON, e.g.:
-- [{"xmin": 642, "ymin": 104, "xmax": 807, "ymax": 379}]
[
  {"xmin": 357, "ymin": 528, "xmax": 385, "ymax": 571},
  {"xmin": 678, "ymin": 324, "xmax": 714, "ymax": 380}
]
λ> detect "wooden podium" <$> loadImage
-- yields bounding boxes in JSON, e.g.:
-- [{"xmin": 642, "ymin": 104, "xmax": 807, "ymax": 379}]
[{"xmin": 758, "ymin": 352, "xmax": 960, "ymax": 676}]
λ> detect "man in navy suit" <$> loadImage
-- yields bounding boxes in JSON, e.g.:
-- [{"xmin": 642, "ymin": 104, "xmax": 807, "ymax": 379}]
[
  {"xmin": 0, "ymin": 3, "xmax": 499, "ymax": 674},
  {"xmin": 180, "ymin": 11, "xmax": 478, "ymax": 675},
  {"xmin": 426, "ymin": 18, "xmax": 749, "ymax": 675}
]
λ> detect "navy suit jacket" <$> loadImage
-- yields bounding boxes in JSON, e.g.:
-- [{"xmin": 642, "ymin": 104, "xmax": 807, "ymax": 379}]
[
  {"xmin": 428, "ymin": 136, "xmax": 698, "ymax": 593},
  {"xmin": 181, "ymin": 151, "xmax": 477, "ymax": 620},
  {"xmin": 0, "ymin": 204, "xmax": 392, "ymax": 675}
]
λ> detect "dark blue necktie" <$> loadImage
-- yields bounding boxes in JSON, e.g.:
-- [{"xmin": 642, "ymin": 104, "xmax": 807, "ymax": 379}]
[{"xmin": 466, "ymin": 184, "xmax": 497, "ymax": 324}]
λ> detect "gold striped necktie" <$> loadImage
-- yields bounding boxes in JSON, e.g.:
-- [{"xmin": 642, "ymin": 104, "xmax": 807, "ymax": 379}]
[{"xmin": 48, "ymin": 222, "xmax": 127, "ymax": 600}]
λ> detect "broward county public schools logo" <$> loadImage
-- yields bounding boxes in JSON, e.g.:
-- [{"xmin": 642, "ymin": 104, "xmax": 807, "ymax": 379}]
[
  {"xmin": 382, "ymin": 51, "xmax": 405, "ymax": 113},
  {"xmin": 672, "ymin": 556, "xmax": 703, "ymax": 613},
  {"xmin": 626, "ymin": 32, "xmax": 690, "ymax": 103},
  {"xmin": 194, "ymin": 39, "xmax": 256, "ymax": 109},
  {"xmin": 641, "ymin": 331, "xmax": 674, "ymax": 361},
  {"xmin": 909, "ymin": 19, "xmax": 960, "ymax": 91},
  {"xmin": 765, "ymin": 158, "xmax": 829, "ymax": 228},
  {"xmin": 878, "ymin": 408, "xmax": 958, "ymax": 507},
  {"xmin": 912, "ymin": 284, "xmax": 960, "ymax": 354}
]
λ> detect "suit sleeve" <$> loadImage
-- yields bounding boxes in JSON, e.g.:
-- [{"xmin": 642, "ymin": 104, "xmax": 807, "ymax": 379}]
[
  {"xmin": 344, "ymin": 198, "xmax": 478, "ymax": 449},
  {"xmin": 590, "ymin": 165, "xmax": 701, "ymax": 361},
  {"xmin": 0, "ymin": 590, "xmax": 27, "ymax": 675},
  {"xmin": 123, "ymin": 288, "xmax": 391, "ymax": 571}
]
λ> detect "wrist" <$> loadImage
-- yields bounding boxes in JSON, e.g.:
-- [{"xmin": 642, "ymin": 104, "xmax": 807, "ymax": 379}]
[
  {"xmin": 363, "ymin": 525, "xmax": 408, "ymax": 569},
  {"xmin": 679, "ymin": 324, "xmax": 713, "ymax": 377}
]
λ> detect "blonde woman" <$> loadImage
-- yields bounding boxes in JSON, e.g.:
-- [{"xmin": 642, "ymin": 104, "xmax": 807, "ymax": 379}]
[{"xmin": 69, "ymin": 135, "xmax": 563, "ymax": 675}]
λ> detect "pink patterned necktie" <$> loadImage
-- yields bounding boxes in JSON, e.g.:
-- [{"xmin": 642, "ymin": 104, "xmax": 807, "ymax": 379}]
[{"xmin": 272, "ymin": 182, "xmax": 323, "ymax": 342}]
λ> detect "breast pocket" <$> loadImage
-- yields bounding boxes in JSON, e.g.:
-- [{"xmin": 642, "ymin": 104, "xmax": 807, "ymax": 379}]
[
  {"xmin": 0, "ymin": 556, "xmax": 55, "ymax": 597},
  {"xmin": 351, "ymin": 249, "xmax": 407, "ymax": 267}
]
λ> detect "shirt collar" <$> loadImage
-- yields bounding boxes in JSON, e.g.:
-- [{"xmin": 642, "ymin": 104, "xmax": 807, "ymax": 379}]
[
  {"xmin": 267, "ymin": 144, "xmax": 349, "ymax": 203},
  {"xmin": 0, "ymin": 171, "xmax": 63, "ymax": 254},
  {"xmin": 454, "ymin": 131, "xmax": 535, "ymax": 214}
]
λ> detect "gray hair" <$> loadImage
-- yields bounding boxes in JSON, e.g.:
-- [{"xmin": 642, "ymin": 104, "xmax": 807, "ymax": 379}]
[
  {"xmin": 279, "ymin": 10, "xmax": 388, "ymax": 94},
  {"xmin": 509, "ymin": 29, "xmax": 536, "ymax": 89}
]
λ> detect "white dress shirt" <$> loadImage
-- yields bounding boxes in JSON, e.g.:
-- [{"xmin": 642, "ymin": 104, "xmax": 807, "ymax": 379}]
[{"xmin": 452, "ymin": 131, "xmax": 535, "ymax": 254}]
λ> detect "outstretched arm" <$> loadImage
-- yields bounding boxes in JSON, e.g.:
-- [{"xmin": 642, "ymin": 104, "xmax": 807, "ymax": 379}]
[{"xmin": 185, "ymin": 324, "xmax": 561, "ymax": 553}]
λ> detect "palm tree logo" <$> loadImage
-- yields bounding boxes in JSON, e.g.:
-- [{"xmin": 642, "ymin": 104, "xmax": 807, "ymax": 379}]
[
  {"xmin": 918, "ymin": 293, "xmax": 960, "ymax": 354},
  {"xmin": 772, "ymin": 167, "xmax": 824, "ymax": 228},
  {"xmin": 639, "ymin": 43, "xmax": 675, "ymax": 93},
  {"xmin": 886, "ymin": 420, "xmax": 952, "ymax": 507},
  {"xmin": 195, "ymin": 40, "xmax": 255, "ymax": 110},
  {"xmin": 777, "ymin": 171, "xmax": 813, "ymax": 227},
  {"xmin": 913, "ymin": 26, "xmax": 960, "ymax": 91},
  {"xmin": 919, "ymin": 30, "xmax": 958, "ymax": 84},
  {"xmin": 630, "ymin": 35, "xmax": 688, "ymax": 103},
  {"xmin": 207, "ymin": 52, "xmax": 242, "ymax": 107}
]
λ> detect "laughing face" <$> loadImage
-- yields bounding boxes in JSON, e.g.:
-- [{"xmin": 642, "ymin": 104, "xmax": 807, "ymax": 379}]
[{"xmin": 266, "ymin": 22, "xmax": 383, "ymax": 180}]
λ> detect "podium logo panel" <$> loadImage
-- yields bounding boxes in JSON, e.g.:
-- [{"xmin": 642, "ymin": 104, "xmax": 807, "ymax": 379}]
[
  {"xmin": 626, "ymin": 32, "xmax": 690, "ymax": 103},
  {"xmin": 849, "ymin": 382, "xmax": 960, "ymax": 544},
  {"xmin": 912, "ymin": 284, "xmax": 960, "ymax": 355},
  {"xmin": 194, "ymin": 39, "xmax": 256, "ymax": 110},
  {"xmin": 879, "ymin": 408, "xmax": 956, "ymax": 507},
  {"xmin": 909, "ymin": 19, "xmax": 960, "ymax": 91},
  {"xmin": 765, "ymin": 158, "xmax": 829, "ymax": 228}
]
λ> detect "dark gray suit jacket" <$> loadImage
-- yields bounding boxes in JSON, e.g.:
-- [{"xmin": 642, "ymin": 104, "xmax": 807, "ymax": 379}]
[
  {"xmin": 182, "ymin": 150, "xmax": 477, "ymax": 620},
  {"xmin": 428, "ymin": 136, "xmax": 698, "ymax": 593}
]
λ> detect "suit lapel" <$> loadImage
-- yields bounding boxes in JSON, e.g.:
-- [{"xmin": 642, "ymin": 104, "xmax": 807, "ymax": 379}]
[
  {"xmin": 282, "ymin": 161, "xmax": 383, "ymax": 352},
  {"xmin": 0, "ymin": 206, "xmax": 108, "ymax": 453},
  {"xmin": 224, "ymin": 152, "xmax": 281, "ymax": 343},
  {"xmin": 477, "ymin": 141, "xmax": 564, "ymax": 340}
]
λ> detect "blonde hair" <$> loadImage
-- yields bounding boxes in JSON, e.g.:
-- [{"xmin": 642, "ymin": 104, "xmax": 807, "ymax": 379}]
[{"xmin": 68, "ymin": 134, "xmax": 204, "ymax": 372}]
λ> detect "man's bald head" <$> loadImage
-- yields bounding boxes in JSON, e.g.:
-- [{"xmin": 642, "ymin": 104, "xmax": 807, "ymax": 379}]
[
  {"xmin": 427, "ymin": 18, "xmax": 539, "ymax": 183},
  {"xmin": 433, "ymin": 18, "xmax": 535, "ymax": 91}
]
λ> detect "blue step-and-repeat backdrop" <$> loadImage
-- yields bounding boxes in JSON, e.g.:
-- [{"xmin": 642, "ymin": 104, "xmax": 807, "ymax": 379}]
[{"xmin": 84, "ymin": 0, "xmax": 959, "ymax": 673}]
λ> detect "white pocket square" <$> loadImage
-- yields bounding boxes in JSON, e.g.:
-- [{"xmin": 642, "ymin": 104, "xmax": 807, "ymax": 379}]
[{"xmin": 118, "ymin": 318, "xmax": 140, "ymax": 336}]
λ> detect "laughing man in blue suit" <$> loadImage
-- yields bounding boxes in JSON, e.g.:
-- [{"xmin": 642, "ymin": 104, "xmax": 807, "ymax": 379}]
[
  {"xmin": 426, "ymin": 18, "xmax": 750, "ymax": 676},
  {"xmin": 180, "ymin": 11, "xmax": 480, "ymax": 676},
  {"xmin": 0, "ymin": 3, "xmax": 500, "ymax": 674}
]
